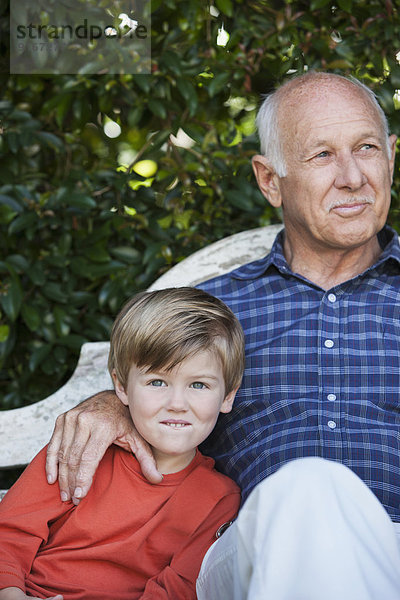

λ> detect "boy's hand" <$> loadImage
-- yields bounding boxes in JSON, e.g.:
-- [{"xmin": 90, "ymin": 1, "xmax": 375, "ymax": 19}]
[
  {"xmin": 0, "ymin": 587, "xmax": 63, "ymax": 599},
  {"xmin": 45, "ymin": 390, "xmax": 162, "ymax": 504}
]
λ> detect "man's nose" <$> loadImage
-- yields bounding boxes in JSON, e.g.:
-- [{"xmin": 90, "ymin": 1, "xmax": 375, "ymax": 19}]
[{"xmin": 334, "ymin": 154, "xmax": 367, "ymax": 191}]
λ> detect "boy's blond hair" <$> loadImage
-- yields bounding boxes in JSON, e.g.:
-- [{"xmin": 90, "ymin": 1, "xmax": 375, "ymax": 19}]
[{"xmin": 108, "ymin": 287, "xmax": 245, "ymax": 394}]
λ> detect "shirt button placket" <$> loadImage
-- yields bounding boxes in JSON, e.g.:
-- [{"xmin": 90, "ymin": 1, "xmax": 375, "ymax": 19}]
[{"xmin": 321, "ymin": 291, "xmax": 341, "ymax": 437}]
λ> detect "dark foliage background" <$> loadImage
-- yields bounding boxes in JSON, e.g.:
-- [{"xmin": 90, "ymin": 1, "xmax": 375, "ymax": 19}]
[{"xmin": 0, "ymin": 0, "xmax": 399, "ymax": 410}]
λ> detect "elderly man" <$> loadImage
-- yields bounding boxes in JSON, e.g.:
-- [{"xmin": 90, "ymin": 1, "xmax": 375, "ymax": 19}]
[{"xmin": 46, "ymin": 72, "xmax": 400, "ymax": 598}]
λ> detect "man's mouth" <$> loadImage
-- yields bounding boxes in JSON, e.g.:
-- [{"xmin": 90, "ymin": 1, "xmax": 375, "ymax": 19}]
[
  {"xmin": 333, "ymin": 202, "xmax": 367, "ymax": 213},
  {"xmin": 329, "ymin": 197, "xmax": 374, "ymax": 216}
]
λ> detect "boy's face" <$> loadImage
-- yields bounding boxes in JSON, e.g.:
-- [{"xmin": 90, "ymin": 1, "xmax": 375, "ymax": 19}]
[{"xmin": 113, "ymin": 351, "xmax": 237, "ymax": 474}]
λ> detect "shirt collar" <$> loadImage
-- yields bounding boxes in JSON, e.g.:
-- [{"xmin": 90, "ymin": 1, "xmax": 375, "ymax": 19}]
[
  {"xmin": 232, "ymin": 225, "xmax": 400, "ymax": 281},
  {"xmin": 375, "ymin": 225, "xmax": 400, "ymax": 267}
]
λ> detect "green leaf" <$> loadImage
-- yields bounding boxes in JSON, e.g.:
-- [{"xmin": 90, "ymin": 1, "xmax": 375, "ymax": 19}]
[
  {"xmin": 28, "ymin": 263, "xmax": 46, "ymax": 286},
  {"xmin": 216, "ymin": 0, "xmax": 233, "ymax": 16},
  {"xmin": 0, "ymin": 325, "xmax": 16, "ymax": 361},
  {"xmin": 6, "ymin": 254, "xmax": 30, "ymax": 272},
  {"xmin": 66, "ymin": 194, "xmax": 97, "ymax": 210},
  {"xmin": 0, "ymin": 194, "xmax": 23, "ymax": 213},
  {"xmin": 46, "ymin": 255, "xmax": 69, "ymax": 269},
  {"xmin": 59, "ymin": 334, "xmax": 88, "ymax": 350},
  {"xmin": 21, "ymin": 304, "xmax": 41, "ymax": 332},
  {"xmin": 98, "ymin": 279, "xmax": 121, "ymax": 309},
  {"xmin": 83, "ymin": 244, "xmax": 111, "ymax": 263},
  {"xmin": 0, "ymin": 325, "xmax": 10, "ymax": 343},
  {"xmin": 133, "ymin": 75, "xmax": 153, "ymax": 94},
  {"xmin": 0, "ymin": 276, "xmax": 23, "ymax": 321},
  {"xmin": 160, "ymin": 51, "xmax": 182, "ymax": 77},
  {"xmin": 87, "ymin": 261, "xmax": 126, "ymax": 278},
  {"xmin": 42, "ymin": 283, "xmax": 67, "ymax": 303},
  {"xmin": 110, "ymin": 246, "xmax": 141, "ymax": 263},
  {"xmin": 148, "ymin": 99, "xmax": 167, "ymax": 119},
  {"xmin": 70, "ymin": 257, "xmax": 91, "ymax": 277},
  {"xmin": 176, "ymin": 80, "xmax": 198, "ymax": 117},
  {"xmin": 54, "ymin": 306, "xmax": 71, "ymax": 337},
  {"xmin": 55, "ymin": 95, "xmax": 72, "ymax": 128},
  {"xmin": 8, "ymin": 212, "xmax": 37, "ymax": 235},
  {"xmin": 71, "ymin": 257, "xmax": 124, "ymax": 279},
  {"xmin": 35, "ymin": 131, "xmax": 64, "ymax": 152},
  {"xmin": 29, "ymin": 344, "xmax": 53, "ymax": 372},
  {"xmin": 337, "ymin": 0, "xmax": 353, "ymax": 11},
  {"xmin": 148, "ymin": 130, "xmax": 171, "ymax": 150},
  {"xmin": 390, "ymin": 65, "xmax": 400, "ymax": 88},
  {"xmin": 53, "ymin": 345, "xmax": 68, "ymax": 364},
  {"xmin": 0, "ymin": 205, "xmax": 17, "ymax": 225},
  {"xmin": 226, "ymin": 190, "xmax": 255, "ymax": 212},
  {"xmin": 7, "ymin": 132, "xmax": 19, "ymax": 153},
  {"xmin": 143, "ymin": 242, "xmax": 163, "ymax": 265},
  {"xmin": 69, "ymin": 291, "xmax": 93, "ymax": 306},
  {"xmin": 157, "ymin": 215, "xmax": 173, "ymax": 229},
  {"xmin": 208, "ymin": 73, "xmax": 230, "ymax": 97},
  {"xmin": 310, "ymin": 0, "xmax": 330, "ymax": 8},
  {"xmin": 0, "ymin": 100, "xmax": 13, "ymax": 113}
]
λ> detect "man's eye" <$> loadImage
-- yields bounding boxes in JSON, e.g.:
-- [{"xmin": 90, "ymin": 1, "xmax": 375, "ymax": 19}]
[
  {"xmin": 191, "ymin": 382, "xmax": 206, "ymax": 389},
  {"xmin": 149, "ymin": 379, "xmax": 166, "ymax": 387},
  {"xmin": 316, "ymin": 151, "xmax": 329, "ymax": 158}
]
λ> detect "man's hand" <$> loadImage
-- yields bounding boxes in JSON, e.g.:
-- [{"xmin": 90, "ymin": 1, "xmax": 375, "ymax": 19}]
[
  {"xmin": 0, "ymin": 587, "xmax": 63, "ymax": 599},
  {"xmin": 45, "ymin": 390, "xmax": 162, "ymax": 504}
]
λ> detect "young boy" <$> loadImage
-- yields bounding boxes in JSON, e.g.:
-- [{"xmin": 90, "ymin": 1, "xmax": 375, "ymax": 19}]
[{"xmin": 0, "ymin": 287, "xmax": 244, "ymax": 600}]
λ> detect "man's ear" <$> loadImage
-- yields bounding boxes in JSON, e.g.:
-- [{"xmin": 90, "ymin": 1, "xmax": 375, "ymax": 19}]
[
  {"xmin": 388, "ymin": 134, "xmax": 397, "ymax": 182},
  {"xmin": 252, "ymin": 155, "xmax": 282, "ymax": 208},
  {"xmin": 220, "ymin": 388, "xmax": 238, "ymax": 414},
  {"xmin": 112, "ymin": 369, "xmax": 129, "ymax": 406}
]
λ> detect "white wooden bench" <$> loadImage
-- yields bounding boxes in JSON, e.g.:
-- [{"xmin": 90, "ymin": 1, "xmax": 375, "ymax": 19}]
[{"xmin": 0, "ymin": 224, "xmax": 282, "ymax": 499}]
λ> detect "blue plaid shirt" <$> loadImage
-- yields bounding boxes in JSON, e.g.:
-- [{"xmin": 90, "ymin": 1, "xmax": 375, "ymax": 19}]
[{"xmin": 199, "ymin": 225, "xmax": 400, "ymax": 521}]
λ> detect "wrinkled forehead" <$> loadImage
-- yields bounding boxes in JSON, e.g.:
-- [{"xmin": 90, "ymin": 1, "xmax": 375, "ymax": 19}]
[
  {"xmin": 277, "ymin": 79, "xmax": 384, "ymax": 149},
  {"xmin": 279, "ymin": 76, "xmax": 374, "ymax": 112}
]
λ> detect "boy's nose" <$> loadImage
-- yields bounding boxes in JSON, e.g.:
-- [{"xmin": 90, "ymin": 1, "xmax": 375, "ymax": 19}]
[{"xmin": 166, "ymin": 387, "xmax": 187, "ymax": 411}]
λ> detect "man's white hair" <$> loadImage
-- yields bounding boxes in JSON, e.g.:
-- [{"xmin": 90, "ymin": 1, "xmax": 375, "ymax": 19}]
[{"xmin": 255, "ymin": 72, "xmax": 391, "ymax": 178}]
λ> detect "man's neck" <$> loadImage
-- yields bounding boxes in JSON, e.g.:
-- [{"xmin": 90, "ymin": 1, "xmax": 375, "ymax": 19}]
[{"xmin": 283, "ymin": 234, "xmax": 382, "ymax": 290}]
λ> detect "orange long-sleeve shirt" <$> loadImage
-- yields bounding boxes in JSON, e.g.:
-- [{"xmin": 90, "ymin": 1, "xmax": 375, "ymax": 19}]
[{"xmin": 0, "ymin": 446, "xmax": 240, "ymax": 599}]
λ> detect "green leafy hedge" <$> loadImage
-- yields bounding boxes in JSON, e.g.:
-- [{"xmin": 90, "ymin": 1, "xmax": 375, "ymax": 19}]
[{"xmin": 0, "ymin": 0, "xmax": 399, "ymax": 408}]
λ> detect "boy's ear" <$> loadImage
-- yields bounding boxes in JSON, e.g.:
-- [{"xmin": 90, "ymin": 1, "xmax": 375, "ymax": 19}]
[
  {"xmin": 252, "ymin": 154, "xmax": 282, "ymax": 208},
  {"xmin": 220, "ymin": 388, "xmax": 238, "ymax": 414},
  {"xmin": 112, "ymin": 369, "xmax": 129, "ymax": 406}
]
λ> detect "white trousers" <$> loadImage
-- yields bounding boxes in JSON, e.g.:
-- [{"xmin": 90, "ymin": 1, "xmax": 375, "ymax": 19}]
[{"xmin": 196, "ymin": 457, "xmax": 400, "ymax": 600}]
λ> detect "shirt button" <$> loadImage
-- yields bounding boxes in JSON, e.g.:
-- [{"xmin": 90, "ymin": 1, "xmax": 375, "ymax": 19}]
[
  {"xmin": 328, "ymin": 293, "xmax": 336, "ymax": 303},
  {"xmin": 324, "ymin": 339, "xmax": 334, "ymax": 348},
  {"xmin": 328, "ymin": 420, "xmax": 337, "ymax": 429},
  {"xmin": 327, "ymin": 394, "xmax": 336, "ymax": 401}
]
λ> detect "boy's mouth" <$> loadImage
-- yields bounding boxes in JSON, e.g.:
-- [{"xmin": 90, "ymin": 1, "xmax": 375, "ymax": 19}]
[{"xmin": 161, "ymin": 420, "xmax": 191, "ymax": 428}]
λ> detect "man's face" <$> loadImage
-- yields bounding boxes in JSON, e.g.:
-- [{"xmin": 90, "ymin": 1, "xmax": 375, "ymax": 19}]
[{"xmin": 259, "ymin": 83, "xmax": 396, "ymax": 253}]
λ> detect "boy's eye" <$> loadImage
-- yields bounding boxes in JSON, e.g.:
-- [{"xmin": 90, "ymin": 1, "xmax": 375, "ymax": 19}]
[
  {"xmin": 149, "ymin": 379, "xmax": 166, "ymax": 387},
  {"xmin": 190, "ymin": 382, "xmax": 206, "ymax": 389}
]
